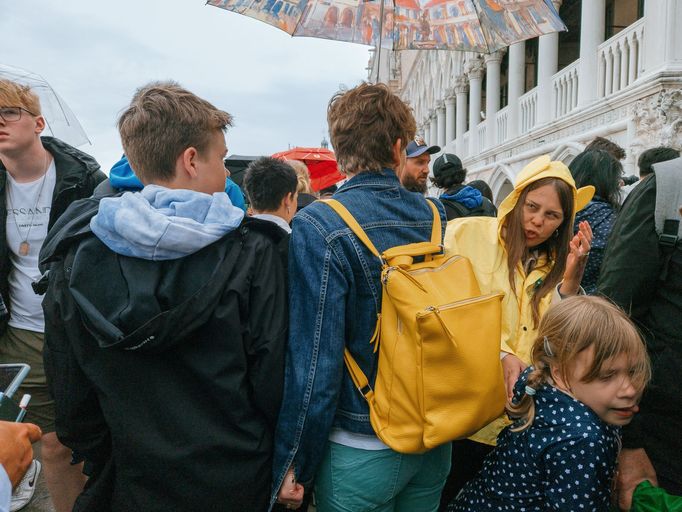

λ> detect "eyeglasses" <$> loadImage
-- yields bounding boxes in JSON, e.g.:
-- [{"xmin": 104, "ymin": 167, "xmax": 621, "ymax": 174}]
[{"xmin": 0, "ymin": 107, "xmax": 37, "ymax": 123}]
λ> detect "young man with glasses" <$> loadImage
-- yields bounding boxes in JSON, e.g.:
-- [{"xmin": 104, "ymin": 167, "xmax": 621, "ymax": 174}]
[{"xmin": 0, "ymin": 79, "xmax": 105, "ymax": 512}]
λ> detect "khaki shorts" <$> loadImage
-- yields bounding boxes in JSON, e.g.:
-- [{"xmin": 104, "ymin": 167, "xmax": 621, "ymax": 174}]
[{"xmin": 0, "ymin": 326, "xmax": 55, "ymax": 432}]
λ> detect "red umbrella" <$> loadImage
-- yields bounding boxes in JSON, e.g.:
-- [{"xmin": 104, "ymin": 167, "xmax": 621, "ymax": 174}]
[{"xmin": 272, "ymin": 147, "xmax": 344, "ymax": 192}]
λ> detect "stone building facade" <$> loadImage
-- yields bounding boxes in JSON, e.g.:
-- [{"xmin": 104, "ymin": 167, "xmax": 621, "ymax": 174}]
[{"xmin": 370, "ymin": 0, "xmax": 682, "ymax": 202}]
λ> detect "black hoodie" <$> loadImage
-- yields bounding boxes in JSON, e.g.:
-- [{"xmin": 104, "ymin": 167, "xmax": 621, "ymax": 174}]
[{"xmin": 39, "ymin": 196, "xmax": 288, "ymax": 512}]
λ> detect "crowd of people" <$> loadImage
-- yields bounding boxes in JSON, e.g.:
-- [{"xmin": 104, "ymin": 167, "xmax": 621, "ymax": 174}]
[{"xmin": 0, "ymin": 76, "xmax": 680, "ymax": 512}]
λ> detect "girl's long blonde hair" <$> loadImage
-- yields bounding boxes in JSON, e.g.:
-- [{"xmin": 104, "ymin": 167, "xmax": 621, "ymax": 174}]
[
  {"xmin": 507, "ymin": 295, "xmax": 651, "ymax": 432},
  {"xmin": 286, "ymin": 159, "xmax": 316, "ymax": 196}
]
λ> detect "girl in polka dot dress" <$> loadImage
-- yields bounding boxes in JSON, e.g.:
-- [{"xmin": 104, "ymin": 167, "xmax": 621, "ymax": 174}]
[{"xmin": 448, "ymin": 296, "xmax": 651, "ymax": 512}]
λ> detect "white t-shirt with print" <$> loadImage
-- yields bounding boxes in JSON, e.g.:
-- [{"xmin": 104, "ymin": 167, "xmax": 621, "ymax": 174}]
[{"xmin": 5, "ymin": 161, "xmax": 56, "ymax": 332}]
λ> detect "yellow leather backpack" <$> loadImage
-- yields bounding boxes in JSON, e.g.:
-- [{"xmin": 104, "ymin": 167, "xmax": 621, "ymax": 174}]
[{"xmin": 325, "ymin": 199, "xmax": 506, "ymax": 453}]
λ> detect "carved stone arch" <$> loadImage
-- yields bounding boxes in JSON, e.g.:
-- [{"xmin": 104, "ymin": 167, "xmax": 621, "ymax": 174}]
[
  {"xmin": 550, "ymin": 142, "xmax": 585, "ymax": 166},
  {"xmin": 489, "ymin": 164, "xmax": 516, "ymax": 206}
]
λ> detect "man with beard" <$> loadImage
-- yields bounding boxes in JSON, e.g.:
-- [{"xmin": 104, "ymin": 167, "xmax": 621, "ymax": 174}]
[{"xmin": 398, "ymin": 136, "xmax": 440, "ymax": 194}]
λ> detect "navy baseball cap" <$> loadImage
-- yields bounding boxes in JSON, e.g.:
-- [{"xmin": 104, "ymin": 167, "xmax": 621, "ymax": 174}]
[{"xmin": 406, "ymin": 136, "xmax": 440, "ymax": 158}]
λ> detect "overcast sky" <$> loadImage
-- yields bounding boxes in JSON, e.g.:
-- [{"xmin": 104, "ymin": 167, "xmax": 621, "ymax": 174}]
[{"xmin": 1, "ymin": 0, "xmax": 370, "ymax": 171}]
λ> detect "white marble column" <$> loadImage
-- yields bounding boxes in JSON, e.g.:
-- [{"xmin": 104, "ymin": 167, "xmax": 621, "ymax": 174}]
[
  {"xmin": 422, "ymin": 122, "xmax": 429, "ymax": 141},
  {"xmin": 485, "ymin": 49, "xmax": 506, "ymax": 148},
  {"xmin": 436, "ymin": 102, "xmax": 446, "ymax": 148},
  {"xmin": 537, "ymin": 0, "xmax": 561, "ymax": 124},
  {"xmin": 466, "ymin": 55, "xmax": 485, "ymax": 156},
  {"xmin": 444, "ymin": 93, "xmax": 456, "ymax": 145},
  {"xmin": 454, "ymin": 76, "xmax": 468, "ymax": 157},
  {"xmin": 508, "ymin": 41, "xmax": 525, "ymax": 139},
  {"xmin": 429, "ymin": 112, "xmax": 438, "ymax": 146},
  {"xmin": 577, "ymin": 0, "xmax": 605, "ymax": 107},
  {"xmin": 642, "ymin": 0, "xmax": 682, "ymax": 75}
]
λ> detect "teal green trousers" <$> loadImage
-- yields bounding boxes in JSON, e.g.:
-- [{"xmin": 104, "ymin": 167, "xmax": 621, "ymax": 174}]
[{"xmin": 314, "ymin": 441, "xmax": 451, "ymax": 512}]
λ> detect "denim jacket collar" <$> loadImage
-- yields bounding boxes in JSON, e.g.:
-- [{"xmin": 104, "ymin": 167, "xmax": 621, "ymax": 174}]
[{"xmin": 337, "ymin": 168, "xmax": 400, "ymax": 192}]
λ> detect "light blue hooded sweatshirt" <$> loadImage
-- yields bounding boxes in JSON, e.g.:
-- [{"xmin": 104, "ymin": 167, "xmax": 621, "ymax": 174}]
[{"xmin": 91, "ymin": 185, "xmax": 244, "ymax": 261}]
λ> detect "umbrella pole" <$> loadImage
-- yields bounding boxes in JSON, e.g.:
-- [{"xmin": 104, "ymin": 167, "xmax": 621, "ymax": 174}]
[{"xmin": 375, "ymin": 0, "xmax": 385, "ymax": 83}]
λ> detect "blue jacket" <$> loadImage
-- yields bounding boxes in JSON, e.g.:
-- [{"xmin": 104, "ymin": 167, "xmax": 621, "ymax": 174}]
[
  {"xmin": 271, "ymin": 169, "xmax": 446, "ymax": 499},
  {"xmin": 573, "ymin": 197, "xmax": 617, "ymax": 295}
]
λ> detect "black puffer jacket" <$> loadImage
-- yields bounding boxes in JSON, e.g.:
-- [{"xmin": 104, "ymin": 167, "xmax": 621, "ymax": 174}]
[
  {"xmin": 597, "ymin": 173, "xmax": 682, "ymax": 489},
  {"xmin": 0, "ymin": 136, "xmax": 105, "ymax": 331},
  {"xmin": 40, "ymin": 197, "xmax": 288, "ymax": 512}
]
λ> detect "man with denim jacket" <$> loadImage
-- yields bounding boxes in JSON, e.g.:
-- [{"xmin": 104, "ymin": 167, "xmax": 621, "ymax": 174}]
[{"xmin": 273, "ymin": 83, "xmax": 451, "ymax": 511}]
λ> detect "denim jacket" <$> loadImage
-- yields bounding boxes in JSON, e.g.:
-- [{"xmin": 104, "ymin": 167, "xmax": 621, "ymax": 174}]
[{"xmin": 271, "ymin": 169, "xmax": 446, "ymax": 501}]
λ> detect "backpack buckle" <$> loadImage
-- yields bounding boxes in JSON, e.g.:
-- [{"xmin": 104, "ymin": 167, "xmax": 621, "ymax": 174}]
[
  {"xmin": 659, "ymin": 233, "xmax": 678, "ymax": 248},
  {"xmin": 358, "ymin": 383, "xmax": 373, "ymax": 397}
]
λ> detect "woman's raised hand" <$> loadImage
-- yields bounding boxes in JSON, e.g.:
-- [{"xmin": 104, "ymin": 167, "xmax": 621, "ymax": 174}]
[{"xmin": 560, "ymin": 220, "xmax": 593, "ymax": 296}]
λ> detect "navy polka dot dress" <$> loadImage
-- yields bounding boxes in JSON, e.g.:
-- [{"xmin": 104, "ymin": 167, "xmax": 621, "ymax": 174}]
[{"xmin": 448, "ymin": 367, "xmax": 620, "ymax": 512}]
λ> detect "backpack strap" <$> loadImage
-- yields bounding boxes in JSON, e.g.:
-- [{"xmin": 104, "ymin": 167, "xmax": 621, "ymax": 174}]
[
  {"xmin": 323, "ymin": 199, "xmax": 382, "ymax": 260},
  {"xmin": 440, "ymin": 197, "xmax": 470, "ymax": 219},
  {"xmin": 343, "ymin": 348, "xmax": 375, "ymax": 401},
  {"xmin": 653, "ymin": 159, "xmax": 682, "ymax": 280},
  {"xmin": 427, "ymin": 199, "xmax": 442, "ymax": 245}
]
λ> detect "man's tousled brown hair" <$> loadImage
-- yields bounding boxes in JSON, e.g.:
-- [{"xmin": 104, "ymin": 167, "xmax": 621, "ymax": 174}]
[
  {"xmin": 327, "ymin": 83, "xmax": 416, "ymax": 175},
  {"xmin": 0, "ymin": 79, "xmax": 41, "ymax": 115},
  {"xmin": 118, "ymin": 81, "xmax": 233, "ymax": 183}
]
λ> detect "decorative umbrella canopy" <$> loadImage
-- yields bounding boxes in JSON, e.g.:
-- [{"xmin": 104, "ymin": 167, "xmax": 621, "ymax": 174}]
[
  {"xmin": 207, "ymin": 0, "xmax": 565, "ymax": 52},
  {"xmin": 272, "ymin": 147, "xmax": 344, "ymax": 191},
  {"xmin": 0, "ymin": 64, "xmax": 90, "ymax": 148}
]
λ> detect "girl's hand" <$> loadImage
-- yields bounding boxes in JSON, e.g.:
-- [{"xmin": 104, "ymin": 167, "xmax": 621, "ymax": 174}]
[
  {"xmin": 560, "ymin": 220, "xmax": 593, "ymax": 296},
  {"xmin": 277, "ymin": 467, "xmax": 305, "ymax": 510},
  {"xmin": 502, "ymin": 353, "xmax": 527, "ymax": 400}
]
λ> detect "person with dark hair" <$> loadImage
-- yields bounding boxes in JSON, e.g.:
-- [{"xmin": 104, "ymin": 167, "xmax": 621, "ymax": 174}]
[
  {"xmin": 467, "ymin": 179, "xmax": 495, "ymax": 204},
  {"xmin": 569, "ymin": 149, "xmax": 622, "ymax": 294},
  {"xmin": 620, "ymin": 147, "xmax": 680, "ymax": 202},
  {"xmin": 638, "ymin": 146, "xmax": 679, "ymax": 178},
  {"xmin": 432, "ymin": 153, "xmax": 496, "ymax": 220},
  {"xmin": 243, "ymin": 157, "xmax": 298, "ymax": 232},
  {"xmin": 598, "ymin": 157, "xmax": 682, "ymax": 508},
  {"xmin": 398, "ymin": 136, "xmax": 440, "ymax": 194},
  {"xmin": 585, "ymin": 136, "xmax": 626, "ymax": 161}
]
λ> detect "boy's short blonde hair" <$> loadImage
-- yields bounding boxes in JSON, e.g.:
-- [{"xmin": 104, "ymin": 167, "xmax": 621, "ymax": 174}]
[
  {"xmin": 327, "ymin": 83, "xmax": 415, "ymax": 175},
  {"xmin": 117, "ymin": 81, "xmax": 233, "ymax": 183},
  {"xmin": 0, "ymin": 79, "xmax": 41, "ymax": 114}
]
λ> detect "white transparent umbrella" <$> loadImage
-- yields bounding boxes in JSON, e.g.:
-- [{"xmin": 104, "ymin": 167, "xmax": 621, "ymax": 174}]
[{"xmin": 0, "ymin": 63, "xmax": 90, "ymax": 148}]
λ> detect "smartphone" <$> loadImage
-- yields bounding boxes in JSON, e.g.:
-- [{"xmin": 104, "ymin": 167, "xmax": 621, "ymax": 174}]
[
  {"xmin": 0, "ymin": 364, "xmax": 30, "ymax": 422},
  {"xmin": 0, "ymin": 364, "xmax": 30, "ymax": 398}
]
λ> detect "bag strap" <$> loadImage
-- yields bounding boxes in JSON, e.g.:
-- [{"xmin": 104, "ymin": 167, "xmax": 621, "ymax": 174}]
[
  {"xmin": 653, "ymin": 159, "xmax": 682, "ymax": 280},
  {"xmin": 323, "ymin": 199, "xmax": 381, "ymax": 259},
  {"xmin": 343, "ymin": 348, "xmax": 374, "ymax": 401},
  {"xmin": 427, "ymin": 199, "xmax": 442, "ymax": 245},
  {"xmin": 441, "ymin": 197, "xmax": 470, "ymax": 219}
]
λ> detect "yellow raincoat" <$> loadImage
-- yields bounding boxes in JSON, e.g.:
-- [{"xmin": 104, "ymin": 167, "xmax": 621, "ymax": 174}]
[{"xmin": 443, "ymin": 156, "xmax": 594, "ymax": 445}]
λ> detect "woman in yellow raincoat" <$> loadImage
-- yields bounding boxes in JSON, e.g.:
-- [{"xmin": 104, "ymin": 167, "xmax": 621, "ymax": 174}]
[{"xmin": 438, "ymin": 155, "xmax": 595, "ymax": 508}]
